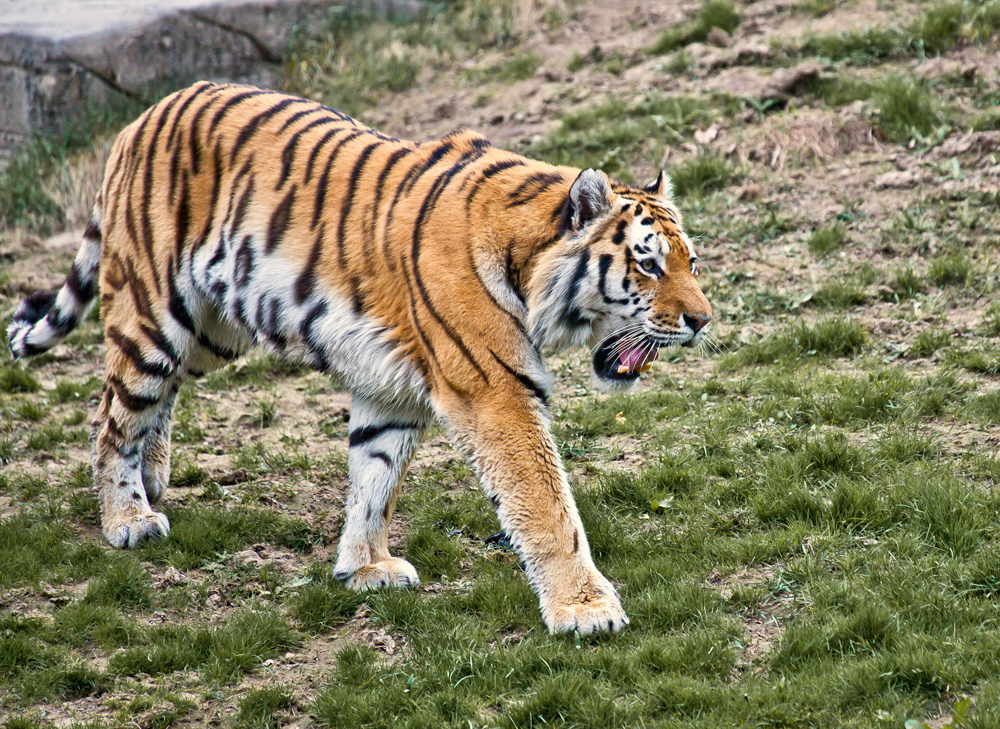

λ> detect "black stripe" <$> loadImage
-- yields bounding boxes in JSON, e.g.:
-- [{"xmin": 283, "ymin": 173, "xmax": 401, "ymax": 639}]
[
  {"xmin": 400, "ymin": 140, "xmax": 455, "ymax": 196},
  {"xmin": 312, "ymin": 131, "xmax": 366, "ymax": 229},
  {"xmin": 230, "ymin": 98, "xmax": 300, "ymax": 164},
  {"xmin": 370, "ymin": 451, "xmax": 392, "ymax": 466},
  {"xmin": 109, "ymin": 376, "xmax": 160, "ymax": 411},
  {"xmin": 612, "ymin": 219, "xmax": 629, "ymax": 245},
  {"xmin": 276, "ymin": 106, "xmax": 320, "ymax": 134},
  {"xmin": 265, "ymin": 297, "xmax": 286, "ymax": 349},
  {"xmin": 140, "ymin": 322, "xmax": 180, "ymax": 364},
  {"xmin": 598, "ymin": 254, "xmax": 630, "ymax": 305},
  {"xmin": 565, "ymin": 249, "xmax": 590, "ymax": 314},
  {"xmin": 187, "ymin": 91, "xmax": 223, "ymax": 176},
  {"xmin": 265, "ymin": 184, "xmax": 296, "ymax": 254},
  {"xmin": 197, "ymin": 333, "xmax": 238, "ymax": 360},
  {"xmin": 464, "ymin": 159, "xmax": 526, "ymax": 213},
  {"xmin": 124, "ymin": 258, "xmax": 156, "ymax": 322},
  {"xmin": 166, "ymin": 82, "xmax": 214, "ymax": 151},
  {"xmin": 229, "ymin": 173, "xmax": 256, "ymax": 241},
  {"xmin": 192, "ymin": 146, "xmax": 224, "ymax": 255},
  {"xmin": 66, "ymin": 262, "xmax": 97, "ymax": 301},
  {"xmin": 303, "ymin": 125, "xmax": 348, "ymax": 185},
  {"xmin": 234, "ymin": 235, "xmax": 255, "ymax": 288},
  {"xmin": 508, "ymin": 171, "xmax": 565, "ymax": 207},
  {"xmin": 208, "ymin": 89, "xmax": 272, "ymax": 138},
  {"xmin": 300, "ymin": 300, "xmax": 330, "ymax": 370},
  {"xmin": 167, "ymin": 270, "xmax": 196, "ymax": 334},
  {"xmin": 409, "ymin": 151, "xmax": 492, "ymax": 383},
  {"xmin": 44, "ymin": 305, "xmax": 77, "ymax": 334},
  {"xmin": 106, "ymin": 326, "xmax": 175, "ymax": 379},
  {"xmin": 175, "ymin": 174, "xmax": 191, "ymax": 263},
  {"xmin": 277, "ymin": 117, "xmax": 337, "ymax": 190},
  {"xmin": 83, "ymin": 220, "xmax": 101, "ymax": 242},
  {"xmin": 489, "ymin": 349, "xmax": 548, "ymax": 406},
  {"xmin": 370, "ymin": 147, "xmax": 415, "ymax": 269},
  {"xmin": 349, "ymin": 422, "xmax": 420, "ymax": 447},
  {"xmin": 336, "ymin": 142, "xmax": 381, "ymax": 268},
  {"xmin": 295, "ymin": 224, "xmax": 324, "ymax": 304}
]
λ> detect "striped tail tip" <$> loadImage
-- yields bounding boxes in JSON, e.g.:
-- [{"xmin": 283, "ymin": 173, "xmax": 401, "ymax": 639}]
[{"xmin": 8, "ymin": 291, "xmax": 59, "ymax": 359}]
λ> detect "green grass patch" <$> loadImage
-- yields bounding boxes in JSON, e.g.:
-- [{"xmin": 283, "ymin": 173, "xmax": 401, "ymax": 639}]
[
  {"xmin": 0, "ymin": 366, "xmax": 40, "ymax": 394},
  {"xmin": 142, "ymin": 505, "xmax": 318, "ymax": 569},
  {"xmin": 724, "ymin": 317, "xmax": 868, "ymax": 367},
  {"xmin": 290, "ymin": 567, "xmax": 366, "ymax": 633},
  {"xmin": 109, "ymin": 606, "xmax": 300, "ymax": 684},
  {"xmin": 908, "ymin": 329, "xmax": 951, "ymax": 358},
  {"xmin": 650, "ymin": 0, "xmax": 741, "ymax": 54},
  {"xmin": 525, "ymin": 94, "xmax": 725, "ymax": 181},
  {"xmin": 286, "ymin": 0, "xmax": 521, "ymax": 116},
  {"xmin": 807, "ymin": 223, "xmax": 847, "ymax": 257},
  {"xmin": 669, "ymin": 151, "xmax": 739, "ymax": 199},
  {"xmin": 84, "ymin": 555, "xmax": 152, "ymax": 609},
  {"xmin": 236, "ymin": 685, "xmax": 294, "ymax": 729},
  {"xmin": 928, "ymin": 250, "xmax": 975, "ymax": 288}
]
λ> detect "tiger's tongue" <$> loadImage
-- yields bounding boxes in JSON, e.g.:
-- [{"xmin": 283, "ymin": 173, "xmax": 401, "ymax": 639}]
[{"xmin": 618, "ymin": 346, "xmax": 659, "ymax": 374}]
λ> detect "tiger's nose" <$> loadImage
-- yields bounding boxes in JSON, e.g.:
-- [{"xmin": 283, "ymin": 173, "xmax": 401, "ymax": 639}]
[{"xmin": 682, "ymin": 313, "xmax": 710, "ymax": 333}]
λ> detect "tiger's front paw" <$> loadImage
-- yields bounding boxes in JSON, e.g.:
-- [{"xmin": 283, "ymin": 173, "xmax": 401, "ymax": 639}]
[
  {"xmin": 103, "ymin": 511, "xmax": 170, "ymax": 548},
  {"xmin": 338, "ymin": 558, "xmax": 420, "ymax": 590},
  {"xmin": 544, "ymin": 593, "xmax": 629, "ymax": 635}
]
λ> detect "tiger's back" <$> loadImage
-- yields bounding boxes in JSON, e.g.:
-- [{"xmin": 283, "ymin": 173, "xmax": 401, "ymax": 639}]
[{"xmin": 8, "ymin": 82, "xmax": 712, "ymax": 635}]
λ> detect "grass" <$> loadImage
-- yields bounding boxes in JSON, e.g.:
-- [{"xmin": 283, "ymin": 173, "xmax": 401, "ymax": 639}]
[
  {"xmin": 807, "ymin": 223, "xmax": 847, "ymax": 257},
  {"xmin": 789, "ymin": 1, "xmax": 992, "ymax": 66},
  {"xmin": 812, "ymin": 74, "xmax": 942, "ymax": 143},
  {"xmin": 669, "ymin": 152, "xmax": 739, "ymax": 198},
  {"xmin": 650, "ymin": 0, "xmax": 741, "ymax": 54},
  {"xmin": 0, "ymin": 97, "xmax": 144, "ymax": 232},
  {"xmin": 525, "ymin": 94, "xmax": 729, "ymax": 182},
  {"xmin": 722, "ymin": 316, "xmax": 868, "ymax": 367},
  {"xmin": 286, "ymin": 0, "xmax": 524, "ymax": 116}
]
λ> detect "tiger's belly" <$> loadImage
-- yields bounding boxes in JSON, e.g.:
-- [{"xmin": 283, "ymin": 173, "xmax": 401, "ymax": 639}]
[{"xmin": 187, "ymin": 230, "xmax": 430, "ymax": 408}]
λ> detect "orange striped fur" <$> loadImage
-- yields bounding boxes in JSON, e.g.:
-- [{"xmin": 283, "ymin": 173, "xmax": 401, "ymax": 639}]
[{"xmin": 8, "ymin": 82, "xmax": 711, "ymax": 634}]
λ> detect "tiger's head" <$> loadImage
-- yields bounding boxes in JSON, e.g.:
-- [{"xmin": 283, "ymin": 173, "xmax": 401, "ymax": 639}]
[{"xmin": 528, "ymin": 168, "xmax": 712, "ymax": 391}]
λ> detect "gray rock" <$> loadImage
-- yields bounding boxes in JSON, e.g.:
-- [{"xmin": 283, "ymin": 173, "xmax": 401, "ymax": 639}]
[
  {"xmin": 0, "ymin": 0, "xmax": 422, "ymax": 164},
  {"xmin": 761, "ymin": 62, "xmax": 822, "ymax": 103}
]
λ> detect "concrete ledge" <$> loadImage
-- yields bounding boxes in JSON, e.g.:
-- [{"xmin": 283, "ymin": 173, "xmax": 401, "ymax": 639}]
[{"xmin": 0, "ymin": 0, "xmax": 421, "ymax": 163}]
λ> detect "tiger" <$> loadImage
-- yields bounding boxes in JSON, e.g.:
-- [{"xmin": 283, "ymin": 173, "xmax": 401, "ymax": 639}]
[{"xmin": 7, "ymin": 81, "xmax": 712, "ymax": 635}]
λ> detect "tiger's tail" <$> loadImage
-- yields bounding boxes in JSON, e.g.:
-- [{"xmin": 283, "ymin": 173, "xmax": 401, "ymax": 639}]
[{"xmin": 8, "ymin": 209, "xmax": 102, "ymax": 360}]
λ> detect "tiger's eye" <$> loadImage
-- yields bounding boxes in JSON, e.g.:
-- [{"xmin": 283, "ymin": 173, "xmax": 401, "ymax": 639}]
[{"xmin": 639, "ymin": 259, "xmax": 655, "ymax": 272}]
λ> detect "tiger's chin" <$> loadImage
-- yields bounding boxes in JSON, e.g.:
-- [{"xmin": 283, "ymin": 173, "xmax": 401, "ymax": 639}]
[
  {"xmin": 590, "ymin": 327, "xmax": 708, "ymax": 391},
  {"xmin": 590, "ymin": 330, "xmax": 659, "ymax": 392}
]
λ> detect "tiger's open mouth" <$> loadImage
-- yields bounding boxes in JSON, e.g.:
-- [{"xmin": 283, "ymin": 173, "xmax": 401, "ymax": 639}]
[{"xmin": 592, "ymin": 331, "xmax": 661, "ymax": 382}]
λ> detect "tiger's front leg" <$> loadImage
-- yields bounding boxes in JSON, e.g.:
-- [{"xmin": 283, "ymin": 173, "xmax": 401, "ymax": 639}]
[
  {"xmin": 333, "ymin": 396, "xmax": 429, "ymax": 590},
  {"xmin": 458, "ymin": 391, "xmax": 628, "ymax": 635}
]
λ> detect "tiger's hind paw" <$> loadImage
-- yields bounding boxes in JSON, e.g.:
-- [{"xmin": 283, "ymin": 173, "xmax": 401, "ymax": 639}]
[
  {"xmin": 340, "ymin": 558, "xmax": 420, "ymax": 590},
  {"xmin": 103, "ymin": 512, "xmax": 170, "ymax": 548}
]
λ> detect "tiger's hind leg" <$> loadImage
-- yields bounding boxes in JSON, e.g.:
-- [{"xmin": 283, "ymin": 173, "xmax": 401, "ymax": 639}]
[
  {"xmin": 93, "ymin": 326, "xmax": 183, "ymax": 548},
  {"xmin": 333, "ymin": 396, "xmax": 429, "ymax": 590}
]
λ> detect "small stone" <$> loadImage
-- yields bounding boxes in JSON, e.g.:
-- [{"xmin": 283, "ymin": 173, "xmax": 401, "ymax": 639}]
[
  {"xmin": 874, "ymin": 170, "xmax": 926, "ymax": 189},
  {"xmin": 694, "ymin": 124, "xmax": 719, "ymax": 146},
  {"xmin": 761, "ymin": 62, "xmax": 821, "ymax": 103},
  {"xmin": 731, "ymin": 41, "xmax": 771, "ymax": 63},
  {"xmin": 706, "ymin": 27, "xmax": 731, "ymax": 48}
]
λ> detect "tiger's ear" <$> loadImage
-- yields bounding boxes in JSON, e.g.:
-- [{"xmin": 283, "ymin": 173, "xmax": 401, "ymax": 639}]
[
  {"xmin": 568, "ymin": 169, "xmax": 613, "ymax": 231},
  {"xmin": 643, "ymin": 170, "xmax": 672, "ymax": 199}
]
